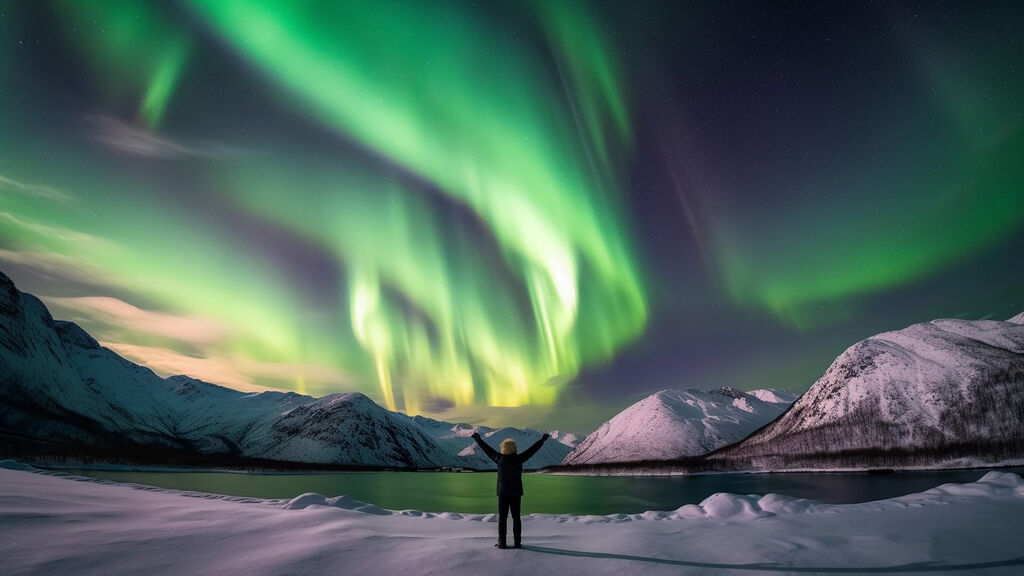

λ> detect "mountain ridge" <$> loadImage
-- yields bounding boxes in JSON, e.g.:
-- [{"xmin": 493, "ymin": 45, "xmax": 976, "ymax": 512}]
[
  {"xmin": 0, "ymin": 270, "xmax": 575, "ymax": 469},
  {"xmin": 707, "ymin": 315, "xmax": 1024, "ymax": 470}
]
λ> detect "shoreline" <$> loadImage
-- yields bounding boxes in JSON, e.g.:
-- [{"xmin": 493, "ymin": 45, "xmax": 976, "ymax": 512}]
[
  {"xmin": 543, "ymin": 459, "xmax": 1024, "ymax": 477},
  {"xmin": 10, "ymin": 455, "xmax": 1024, "ymax": 478}
]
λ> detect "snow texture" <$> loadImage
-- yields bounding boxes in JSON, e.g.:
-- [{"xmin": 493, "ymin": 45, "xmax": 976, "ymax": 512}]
[
  {"xmin": 563, "ymin": 388, "xmax": 795, "ymax": 464},
  {"xmin": 2, "ymin": 463, "xmax": 1024, "ymax": 575},
  {"xmin": 0, "ymin": 269, "xmax": 575, "ymax": 469},
  {"xmin": 715, "ymin": 316, "xmax": 1024, "ymax": 466}
]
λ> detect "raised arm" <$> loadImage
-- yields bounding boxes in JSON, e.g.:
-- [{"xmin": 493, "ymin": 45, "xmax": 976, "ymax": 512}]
[
  {"xmin": 519, "ymin": 433, "xmax": 549, "ymax": 463},
  {"xmin": 471, "ymin": 432, "xmax": 500, "ymax": 463}
]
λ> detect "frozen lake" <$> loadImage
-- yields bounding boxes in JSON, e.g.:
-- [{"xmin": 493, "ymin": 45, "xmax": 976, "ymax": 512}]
[{"xmin": 58, "ymin": 466, "xmax": 1024, "ymax": 515}]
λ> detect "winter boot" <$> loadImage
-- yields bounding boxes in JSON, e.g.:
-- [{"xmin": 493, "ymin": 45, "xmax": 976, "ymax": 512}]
[
  {"xmin": 513, "ymin": 539, "xmax": 522, "ymax": 549},
  {"xmin": 495, "ymin": 539, "xmax": 507, "ymax": 549}
]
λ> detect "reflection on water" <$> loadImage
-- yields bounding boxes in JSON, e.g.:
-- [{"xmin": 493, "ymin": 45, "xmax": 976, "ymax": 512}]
[{"xmin": 59, "ymin": 467, "xmax": 1024, "ymax": 515}]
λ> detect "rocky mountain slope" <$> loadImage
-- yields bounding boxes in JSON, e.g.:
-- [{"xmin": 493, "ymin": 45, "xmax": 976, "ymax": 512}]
[
  {"xmin": 0, "ymin": 270, "xmax": 574, "ymax": 468},
  {"xmin": 562, "ymin": 387, "xmax": 795, "ymax": 464},
  {"xmin": 709, "ymin": 315, "xmax": 1024, "ymax": 469}
]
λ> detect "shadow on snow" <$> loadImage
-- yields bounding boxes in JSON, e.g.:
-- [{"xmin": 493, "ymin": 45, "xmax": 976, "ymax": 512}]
[{"xmin": 522, "ymin": 546, "xmax": 1024, "ymax": 573}]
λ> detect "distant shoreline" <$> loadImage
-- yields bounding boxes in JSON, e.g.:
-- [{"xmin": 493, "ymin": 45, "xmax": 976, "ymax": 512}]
[
  {"xmin": 7, "ymin": 432, "xmax": 1023, "ymax": 477},
  {"xmin": 9, "ymin": 455, "xmax": 1023, "ymax": 478},
  {"xmin": 542, "ymin": 461, "xmax": 1024, "ymax": 477}
]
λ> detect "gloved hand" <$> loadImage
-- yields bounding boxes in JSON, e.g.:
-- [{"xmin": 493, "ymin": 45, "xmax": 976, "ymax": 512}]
[
  {"xmin": 471, "ymin": 432, "xmax": 481, "ymax": 440},
  {"xmin": 541, "ymin": 433, "xmax": 550, "ymax": 441}
]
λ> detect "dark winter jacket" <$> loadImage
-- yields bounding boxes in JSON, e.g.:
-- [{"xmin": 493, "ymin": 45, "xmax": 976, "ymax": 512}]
[{"xmin": 471, "ymin": 433, "xmax": 547, "ymax": 497}]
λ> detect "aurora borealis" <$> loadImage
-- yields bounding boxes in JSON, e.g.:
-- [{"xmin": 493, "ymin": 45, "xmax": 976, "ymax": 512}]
[{"xmin": 2, "ymin": 1, "xmax": 1023, "ymax": 431}]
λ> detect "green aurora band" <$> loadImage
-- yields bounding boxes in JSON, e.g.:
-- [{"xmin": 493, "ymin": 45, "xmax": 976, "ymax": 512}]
[
  {"xmin": 185, "ymin": 0, "xmax": 647, "ymax": 412},
  {"xmin": 53, "ymin": 1, "xmax": 191, "ymax": 129},
  {"xmin": 714, "ymin": 133, "xmax": 1024, "ymax": 329},
  {"xmin": 1, "ymin": 0, "xmax": 647, "ymax": 414},
  {"xmin": 710, "ymin": 29, "xmax": 1024, "ymax": 329}
]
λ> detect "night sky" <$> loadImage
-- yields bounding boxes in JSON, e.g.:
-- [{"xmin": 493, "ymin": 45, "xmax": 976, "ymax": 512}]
[{"xmin": 2, "ymin": 1, "xmax": 1022, "ymax": 433}]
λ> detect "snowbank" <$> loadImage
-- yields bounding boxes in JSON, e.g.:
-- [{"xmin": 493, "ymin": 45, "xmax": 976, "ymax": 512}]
[
  {"xmin": 2, "ymin": 464, "xmax": 1024, "ymax": 575},
  {"xmin": 0, "ymin": 459, "xmax": 39, "ymax": 472}
]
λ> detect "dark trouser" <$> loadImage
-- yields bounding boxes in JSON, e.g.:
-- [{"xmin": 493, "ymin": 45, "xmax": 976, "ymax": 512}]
[{"xmin": 497, "ymin": 495, "xmax": 522, "ymax": 543}]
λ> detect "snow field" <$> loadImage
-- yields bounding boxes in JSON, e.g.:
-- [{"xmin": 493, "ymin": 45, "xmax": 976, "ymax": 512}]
[{"xmin": 3, "ymin": 461, "xmax": 1024, "ymax": 575}]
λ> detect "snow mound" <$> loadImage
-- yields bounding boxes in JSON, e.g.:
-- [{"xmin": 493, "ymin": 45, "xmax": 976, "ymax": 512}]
[
  {"xmin": 398, "ymin": 509, "xmax": 429, "ymax": 517},
  {"xmin": 672, "ymin": 504, "xmax": 707, "ymax": 519},
  {"xmin": 978, "ymin": 470, "xmax": 1024, "ymax": 486},
  {"xmin": 922, "ymin": 471, "xmax": 1024, "ymax": 498},
  {"xmin": 282, "ymin": 492, "xmax": 389, "ymax": 515},
  {"xmin": 699, "ymin": 493, "xmax": 773, "ymax": 520},
  {"xmin": 757, "ymin": 493, "xmax": 813, "ymax": 514},
  {"xmin": 1007, "ymin": 310, "xmax": 1024, "ymax": 324},
  {"xmin": 0, "ymin": 460, "xmax": 39, "ymax": 472}
]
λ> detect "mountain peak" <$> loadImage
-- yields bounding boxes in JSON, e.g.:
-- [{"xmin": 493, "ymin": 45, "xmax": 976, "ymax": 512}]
[
  {"xmin": 711, "ymin": 386, "xmax": 745, "ymax": 399},
  {"xmin": 328, "ymin": 391, "xmax": 374, "ymax": 404},
  {"xmin": 710, "ymin": 315, "xmax": 1024, "ymax": 469},
  {"xmin": 748, "ymin": 388, "xmax": 798, "ymax": 404},
  {"xmin": 54, "ymin": 321, "xmax": 100, "ymax": 350},
  {"xmin": 562, "ymin": 387, "xmax": 794, "ymax": 465}
]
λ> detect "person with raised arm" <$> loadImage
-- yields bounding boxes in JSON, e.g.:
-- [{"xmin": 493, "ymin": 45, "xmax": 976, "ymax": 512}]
[{"xmin": 470, "ymin": 431, "xmax": 549, "ymax": 549}]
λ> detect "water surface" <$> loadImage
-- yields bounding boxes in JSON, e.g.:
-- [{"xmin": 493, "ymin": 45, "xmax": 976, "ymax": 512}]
[{"xmin": 60, "ymin": 467, "xmax": 1024, "ymax": 515}]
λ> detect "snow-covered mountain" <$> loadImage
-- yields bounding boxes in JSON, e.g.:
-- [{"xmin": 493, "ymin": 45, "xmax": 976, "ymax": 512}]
[
  {"xmin": 0, "ymin": 270, "xmax": 574, "ymax": 469},
  {"xmin": 710, "ymin": 315, "xmax": 1024, "ymax": 469},
  {"xmin": 453, "ymin": 426, "xmax": 576, "ymax": 468},
  {"xmin": 562, "ymin": 387, "xmax": 795, "ymax": 465}
]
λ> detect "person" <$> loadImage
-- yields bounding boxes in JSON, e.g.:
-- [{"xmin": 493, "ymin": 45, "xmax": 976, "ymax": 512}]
[{"xmin": 470, "ymin": 431, "xmax": 548, "ymax": 549}]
